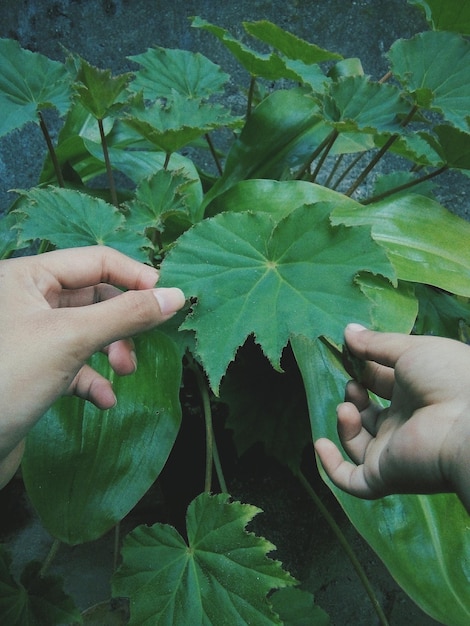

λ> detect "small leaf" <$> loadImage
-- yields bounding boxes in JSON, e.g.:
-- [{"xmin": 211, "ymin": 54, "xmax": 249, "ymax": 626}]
[
  {"xmin": 243, "ymin": 20, "xmax": 342, "ymax": 63},
  {"xmin": 409, "ymin": 0, "xmax": 470, "ymax": 34},
  {"xmin": 129, "ymin": 47, "xmax": 229, "ymax": 100},
  {"xmin": 0, "ymin": 547, "xmax": 80, "ymax": 626},
  {"xmin": 160, "ymin": 204, "xmax": 394, "ymax": 391},
  {"xmin": 270, "ymin": 587, "xmax": 330, "ymax": 626},
  {"xmin": 22, "ymin": 330, "xmax": 182, "ymax": 545},
  {"xmin": 422, "ymin": 125, "xmax": 470, "ymax": 171},
  {"xmin": 388, "ymin": 31, "xmax": 470, "ymax": 131},
  {"xmin": 112, "ymin": 493, "xmax": 296, "ymax": 625},
  {"xmin": 0, "ymin": 38, "xmax": 71, "ymax": 137},
  {"xmin": 74, "ymin": 56, "xmax": 133, "ymax": 120},
  {"xmin": 322, "ymin": 75, "xmax": 409, "ymax": 133},
  {"xmin": 125, "ymin": 92, "xmax": 238, "ymax": 154},
  {"xmin": 15, "ymin": 187, "xmax": 148, "ymax": 260},
  {"xmin": 0, "ymin": 212, "xmax": 20, "ymax": 259}
]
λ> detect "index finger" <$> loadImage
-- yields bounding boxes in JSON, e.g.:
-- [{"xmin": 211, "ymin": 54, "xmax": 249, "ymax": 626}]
[{"xmin": 36, "ymin": 246, "xmax": 159, "ymax": 291}]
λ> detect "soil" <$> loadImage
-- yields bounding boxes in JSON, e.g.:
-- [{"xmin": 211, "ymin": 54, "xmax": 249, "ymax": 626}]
[{"xmin": 0, "ymin": 1, "xmax": 465, "ymax": 624}]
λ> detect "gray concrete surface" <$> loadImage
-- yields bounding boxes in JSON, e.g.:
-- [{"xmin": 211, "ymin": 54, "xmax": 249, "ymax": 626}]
[{"xmin": 0, "ymin": 1, "xmax": 460, "ymax": 624}]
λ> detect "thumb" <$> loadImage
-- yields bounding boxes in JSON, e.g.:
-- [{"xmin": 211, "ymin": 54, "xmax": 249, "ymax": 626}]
[
  {"xmin": 344, "ymin": 324, "xmax": 414, "ymax": 369},
  {"xmin": 67, "ymin": 286, "xmax": 185, "ymax": 357}
]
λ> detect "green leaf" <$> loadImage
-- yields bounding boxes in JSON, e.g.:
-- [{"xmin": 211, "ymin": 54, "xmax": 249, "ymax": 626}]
[
  {"xmin": 0, "ymin": 38, "xmax": 71, "ymax": 137},
  {"xmin": 74, "ymin": 56, "xmax": 133, "ymax": 120},
  {"xmin": 125, "ymin": 92, "xmax": 238, "ymax": 154},
  {"xmin": 408, "ymin": 0, "xmax": 470, "ymax": 34},
  {"xmin": 22, "ymin": 330, "xmax": 182, "ymax": 545},
  {"xmin": 220, "ymin": 340, "xmax": 311, "ymax": 473},
  {"xmin": 388, "ymin": 31, "xmax": 470, "ymax": 131},
  {"xmin": 414, "ymin": 284, "xmax": 470, "ymax": 340},
  {"xmin": 322, "ymin": 75, "xmax": 410, "ymax": 133},
  {"xmin": 332, "ymin": 194, "xmax": 470, "ymax": 297},
  {"xmin": 372, "ymin": 171, "xmax": 436, "ymax": 200},
  {"xmin": 15, "ymin": 187, "xmax": 148, "ymax": 261},
  {"xmin": 160, "ymin": 204, "xmax": 395, "ymax": 392},
  {"xmin": 129, "ymin": 47, "xmax": 229, "ymax": 100},
  {"xmin": 270, "ymin": 587, "xmax": 330, "ymax": 626},
  {"xmin": 423, "ymin": 125, "xmax": 470, "ymax": 170},
  {"xmin": 112, "ymin": 493, "xmax": 296, "ymax": 626},
  {"xmin": 0, "ymin": 212, "xmax": 20, "ymax": 259},
  {"xmin": 0, "ymin": 546, "xmax": 81, "ymax": 626},
  {"xmin": 243, "ymin": 20, "xmax": 342, "ymax": 63},
  {"xmin": 291, "ymin": 335, "xmax": 470, "ymax": 625}
]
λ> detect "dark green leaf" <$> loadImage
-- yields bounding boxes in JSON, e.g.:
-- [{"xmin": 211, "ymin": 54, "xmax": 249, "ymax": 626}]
[
  {"xmin": 0, "ymin": 212, "xmax": 20, "ymax": 259},
  {"xmin": 270, "ymin": 587, "xmax": 330, "ymax": 626},
  {"xmin": 0, "ymin": 38, "xmax": 71, "ymax": 137},
  {"xmin": 112, "ymin": 493, "xmax": 295, "ymax": 625},
  {"xmin": 22, "ymin": 330, "xmax": 182, "ymax": 545},
  {"xmin": 291, "ymin": 335, "xmax": 470, "ymax": 625},
  {"xmin": 372, "ymin": 171, "xmax": 436, "ymax": 200},
  {"xmin": 15, "ymin": 187, "xmax": 148, "ymax": 261},
  {"xmin": 414, "ymin": 284, "xmax": 470, "ymax": 340},
  {"xmin": 129, "ymin": 47, "xmax": 229, "ymax": 100},
  {"xmin": 388, "ymin": 31, "xmax": 470, "ymax": 131},
  {"xmin": 0, "ymin": 546, "xmax": 81, "ymax": 626},
  {"xmin": 424, "ymin": 125, "xmax": 470, "ymax": 170},
  {"xmin": 160, "ymin": 204, "xmax": 395, "ymax": 392},
  {"xmin": 243, "ymin": 20, "xmax": 342, "ymax": 63},
  {"xmin": 409, "ymin": 0, "xmax": 470, "ymax": 34}
]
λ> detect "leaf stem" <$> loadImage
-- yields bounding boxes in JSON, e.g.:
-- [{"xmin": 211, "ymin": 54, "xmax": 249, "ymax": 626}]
[
  {"xmin": 39, "ymin": 538, "xmax": 61, "ymax": 578},
  {"xmin": 295, "ymin": 131, "xmax": 336, "ymax": 180},
  {"xmin": 362, "ymin": 165, "xmax": 448, "ymax": 205},
  {"xmin": 309, "ymin": 129, "xmax": 339, "ymax": 183},
  {"xmin": 247, "ymin": 76, "xmax": 256, "ymax": 118},
  {"xmin": 98, "ymin": 117, "xmax": 118, "ymax": 207},
  {"xmin": 331, "ymin": 151, "xmax": 368, "ymax": 190},
  {"xmin": 189, "ymin": 357, "xmax": 214, "ymax": 492},
  {"xmin": 205, "ymin": 132, "xmax": 223, "ymax": 175},
  {"xmin": 38, "ymin": 111, "xmax": 64, "ymax": 188},
  {"xmin": 164, "ymin": 152, "xmax": 171, "ymax": 170},
  {"xmin": 296, "ymin": 470, "xmax": 390, "ymax": 626}
]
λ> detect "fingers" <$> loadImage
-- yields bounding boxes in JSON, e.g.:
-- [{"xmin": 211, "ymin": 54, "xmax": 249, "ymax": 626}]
[
  {"xmin": 37, "ymin": 246, "xmax": 160, "ymax": 291},
  {"xmin": 69, "ymin": 364, "xmax": 117, "ymax": 409},
  {"xmin": 314, "ymin": 438, "xmax": 376, "ymax": 498}
]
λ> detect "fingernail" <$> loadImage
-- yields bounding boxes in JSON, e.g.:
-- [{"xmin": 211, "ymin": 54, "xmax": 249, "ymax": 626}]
[
  {"xmin": 346, "ymin": 323, "xmax": 367, "ymax": 332},
  {"xmin": 153, "ymin": 287, "xmax": 185, "ymax": 316},
  {"xmin": 130, "ymin": 350, "xmax": 138, "ymax": 372}
]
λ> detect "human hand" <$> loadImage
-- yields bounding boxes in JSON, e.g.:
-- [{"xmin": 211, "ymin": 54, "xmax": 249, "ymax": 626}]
[
  {"xmin": 314, "ymin": 324, "xmax": 470, "ymax": 513},
  {"xmin": 0, "ymin": 246, "xmax": 185, "ymax": 486}
]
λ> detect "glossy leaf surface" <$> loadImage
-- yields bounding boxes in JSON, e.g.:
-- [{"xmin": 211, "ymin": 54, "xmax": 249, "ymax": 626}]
[
  {"xmin": 22, "ymin": 331, "xmax": 182, "ymax": 545},
  {"xmin": 112, "ymin": 493, "xmax": 295, "ymax": 625},
  {"xmin": 0, "ymin": 38, "xmax": 71, "ymax": 137},
  {"xmin": 292, "ymin": 335, "xmax": 470, "ymax": 625},
  {"xmin": 161, "ymin": 203, "xmax": 395, "ymax": 391},
  {"xmin": 409, "ymin": 0, "xmax": 470, "ymax": 34}
]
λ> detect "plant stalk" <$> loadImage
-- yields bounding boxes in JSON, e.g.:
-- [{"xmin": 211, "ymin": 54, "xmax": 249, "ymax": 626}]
[
  {"xmin": 39, "ymin": 538, "xmax": 61, "ymax": 578},
  {"xmin": 295, "ymin": 131, "xmax": 336, "ymax": 180},
  {"xmin": 190, "ymin": 358, "xmax": 214, "ymax": 492},
  {"xmin": 297, "ymin": 470, "xmax": 390, "ymax": 626},
  {"xmin": 98, "ymin": 117, "xmax": 118, "ymax": 207},
  {"xmin": 246, "ymin": 76, "xmax": 256, "ymax": 118},
  {"xmin": 38, "ymin": 111, "xmax": 64, "ymax": 188},
  {"xmin": 362, "ymin": 165, "xmax": 449, "ymax": 205},
  {"xmin": 309, "ymin": 129, "xmax": 339, "ymax": 184},
  {"xmin": 205, "ymin": 132, "xmax": 223, "ymax": 175}
]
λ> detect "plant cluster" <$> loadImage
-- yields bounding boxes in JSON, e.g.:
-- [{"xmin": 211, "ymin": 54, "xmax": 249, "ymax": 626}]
[{"xmin": 1, "ymin": 0, "xmax": 470, "ymax": 624}]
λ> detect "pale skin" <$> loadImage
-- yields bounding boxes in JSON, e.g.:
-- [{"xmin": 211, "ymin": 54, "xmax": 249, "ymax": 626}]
[
  {"xmin": 315, "ymin": 324, "xmax": 470, "ymax": 513},
  {"xmin": 0, "ymin": 246, "xmax": 185, "ymax": 488}
]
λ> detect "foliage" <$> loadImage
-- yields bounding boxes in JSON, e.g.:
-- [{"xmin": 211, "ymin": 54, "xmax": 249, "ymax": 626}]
[{"xmin": 1, "ymin": 0, "xmax": 470, "ymax": 623}]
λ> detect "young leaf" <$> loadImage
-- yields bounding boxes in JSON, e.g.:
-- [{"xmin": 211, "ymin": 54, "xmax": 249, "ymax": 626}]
[
  {"xmin": 243, "ymin": 20, "xmax": 342, "ymax": 63},
  {"xmin": 160, "ymin": 203, "xmax": 395, "ymax": 392},
  {"xmin": 129, "ymin": 47, "xmax": 229, "ymax": 100},
  {"xmin": 74, "ymin": 56, "xmax": 133, "ymax": 120},
  {"xmin": 125, "ymin": 92, "xmax": 238, "ymax": 154},
  {"xmin": 0, "ymin": 547, "xmax": 81, "ymax": 625},
  {"xmin": 22, "ymin": 330, "xmax": 182, "ymax": 545},
  {"xmin": 112, "ymin": 493, "xmax": 296, "ymax": 625},
  {"xmin": 270, "ymin": 587, "xmax": 330, "ymax": 626},
  {"xmin": 0, "ymin": 38, "xmax": 71, "ymax": 138},
  {"xmin": 388, "ymin": 31, "xmax": 470, "ymax": 131},
  {"xmin": 322, "ymin": 75, "xmax": 409, "ymax": 134},
  {"xmin": 408, "ymin": 0, "xmax": 470, "ymax": 34},
  {"xmin": 14, "ymin": 187, "xmax": 148, "ymax": 261}
]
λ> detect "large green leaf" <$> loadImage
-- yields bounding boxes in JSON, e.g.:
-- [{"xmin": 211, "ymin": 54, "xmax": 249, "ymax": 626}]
[
  {"xmin": 0, "ymin": 546, "xmax": 81, "ymax": 625},
  {"xmin": 22, "ymin": 330, "xmax": 182, "ymax": 545},
  {"xmin": 422, "ymin": 125, "xmax": 470, "ymax": 171},
  {"xmin": 112, "ymin": 493, "xmax": 296, "ymax": 625},
  {"xmin": 408, "ymin": 0, "xmax": 470, "ymax": 34},
  {"xmin": 291, "ymin": 335, "xmax": 470, "ymax": 625},
  {"xmin": 388, "ymin": 31, "xmax": 470, "ymax": 131},
  {"xmin": 129, "ymin": 47, "xmax": 229, "ymax": 100},
  {"xmin": 160, "ymin": 203, "xmax": 395, "ymax": 392},
  {"xmin": 14, "ymin": 187, "xmax": 148, "ymax": 261},
  {"xmin": 332, "ymin": 194, "xmax": 470, "ymax": 297},
  {"xmin": 0, "ymin": 38, "xmax": 71, "ymax": 137}
]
